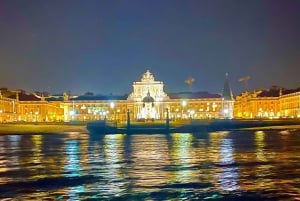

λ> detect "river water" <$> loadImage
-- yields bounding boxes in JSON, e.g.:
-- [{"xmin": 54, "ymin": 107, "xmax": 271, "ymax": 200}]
[{"xmin": 0, "ymin": 129, "xmax": 299, "ymax": 200}]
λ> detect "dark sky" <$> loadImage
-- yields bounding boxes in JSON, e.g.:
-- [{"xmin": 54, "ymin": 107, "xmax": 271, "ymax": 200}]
[{"xmin": 0, "ymin": 0, "xmax": 299, "ymax": 96}]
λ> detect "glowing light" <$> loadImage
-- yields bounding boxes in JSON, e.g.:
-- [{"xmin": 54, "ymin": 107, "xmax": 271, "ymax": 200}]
[
  {"xmin": 171, "ymin": 133, "xmax": 193, "ymax": 182},
  {"xmin": 65, "ymin": 140, "xmax": 81, "ymax": 177},
  {"xmin": 255, "ymin": 131, "xmax": 266, "ymax": 161},
  {"xmin": 218, "ymin": 138, "xmax": 240, "ymax": 191}
]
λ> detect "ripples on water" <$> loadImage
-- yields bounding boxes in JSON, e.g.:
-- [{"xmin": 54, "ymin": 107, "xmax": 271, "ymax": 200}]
[{"xmin": 0, "ymin": 130, "xmax": 299, "ymax": 200}]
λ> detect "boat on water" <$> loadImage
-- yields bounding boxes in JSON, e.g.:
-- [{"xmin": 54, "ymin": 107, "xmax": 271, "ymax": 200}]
[
  {"xmin": 86, "ymin": 119, "xmax": 300, "ymax": 135},
  {"xmin": 86, "ymin": 120, "xmax": 177, "ymax": 134}
]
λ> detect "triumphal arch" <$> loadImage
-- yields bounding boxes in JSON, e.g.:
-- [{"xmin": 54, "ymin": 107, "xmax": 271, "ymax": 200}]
[{"xmin": 128, "ymin": 70, "xmax": 169, "ymax": 120}]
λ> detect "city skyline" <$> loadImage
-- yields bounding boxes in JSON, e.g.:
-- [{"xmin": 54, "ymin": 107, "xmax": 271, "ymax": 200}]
[
  {"xmin": 1, "ymin": 69, "xmax": 298, "ymax": 97},
  {"xmin": 0, "ymin": 0, "xmax": 299, "ymax": 95}
]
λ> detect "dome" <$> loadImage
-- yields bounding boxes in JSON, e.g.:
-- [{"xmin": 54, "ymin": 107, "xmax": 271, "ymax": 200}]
[{"xmin": 142, "ymin": 91, "xmax": 154, "ymax": 103}]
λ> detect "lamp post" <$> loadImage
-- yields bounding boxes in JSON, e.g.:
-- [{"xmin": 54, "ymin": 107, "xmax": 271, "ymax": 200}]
[
  {"xmin": 69, "ymin": 110, "xmax": 75, "ymax": 121},
  {"xmin": 35, "ymin": 111, "xmax": 39, "ymax": 122},
  {"xmin": 110, "ymin": 102, "xmax": 115, "ymax": 121},
  {"xmin": 117, "ymin": 109, "xmax": 120, "ymax": 122},
  {"xmin": 80, "ymin": 104, "xmax": 86, "ymax": 121},
  {"xmin": 175, "ymin": 108, "xmax": 179, "ymax": 121},
  {"xmin": 190, "ymin": 110, "xmax": 195, "ymax": 119},
  {"xmin": 182, "ymin": 100, "xmax": 187, "ymax": 119}
]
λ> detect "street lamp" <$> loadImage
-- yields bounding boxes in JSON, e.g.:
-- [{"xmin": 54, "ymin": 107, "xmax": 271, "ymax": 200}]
[
  {"xmin": 182, "ymin": 100, "xmax": 187, "ymax": 119},
  {"xmin": 117, "ymin": 109, "xmax": 120, "ymax": 122},
  {"xmin": 175, "ymin": 108, "xmax": 179, "ymax": 121},
  {"xmin": 110, "ymin": 102, "xmax": 115, "ymax": 120},
  {"xmin": 190, "ymin": 110, "xmax": 195, "ymax": 119},
  {"xmin": 35, "ymin": 111, "xmax": 39, "ymax": 122}
]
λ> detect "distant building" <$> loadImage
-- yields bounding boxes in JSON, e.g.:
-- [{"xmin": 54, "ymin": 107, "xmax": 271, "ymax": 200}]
[
  {"xmin": 234, "ymin": 87, "xmax": 300, "ymax": 119},
  {"xmin": 4, "ymin": 70, "xmax": 299, "ymax": 122},
  {"xmin": 0, "ymin": 90, "xmax": 17, "ymax": 122},
  {"xmin": 4, "ymin": 91, "xmax": 64, "ymax": 122},
  {"xmin": 62, "ymin": 70, "xmax": 234, "ymax": 122},
  {"xmin": 280, "ymin": 89, "xmax": 300, "ymax": 118}
]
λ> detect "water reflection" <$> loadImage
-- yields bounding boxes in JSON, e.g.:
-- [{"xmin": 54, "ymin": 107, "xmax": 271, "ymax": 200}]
[
  {"xmin": 255, "ymin": 131, "xmax": 266, "ymax": 161},
  {"xmin": 170, "ymin": 133, "xmax": 194, "ymax": 183},
  {"xmin": 31, "ymin": 135, "xmax": 42, "ymax": 165},
  {"xmin": 218, "ymin": 138, "xmax": 239, "ymax": 191},
  {"xmin": 8, "ymin": 135, "xmax": 21, "ymax": 148},
  {"xmin": 65, "ymin": 140, "xmax": 81, "ymax": 177},
  {"xmin": 7, "ymin": 135, "xmax": 22, "ymax": 172},
  {"xmin": 0, "ymin": 130, "xmax": 299, "ymax": 200},
  {"xmin": 130, "ymin": 134, "xmax": 170, "ymax": 191},
  {"xmin": 102, "ymin": 134, "xmax": 126, "ymax": 196}
]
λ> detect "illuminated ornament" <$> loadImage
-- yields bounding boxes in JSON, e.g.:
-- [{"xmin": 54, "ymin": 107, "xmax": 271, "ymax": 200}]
[{"xmin": 128, "ymin": 69, "xmax": 168, "ymax": 119}]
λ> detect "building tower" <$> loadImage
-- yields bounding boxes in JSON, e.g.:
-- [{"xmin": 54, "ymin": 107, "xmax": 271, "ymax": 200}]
[{"xmin": 221, "ymin": 73, "xmax": 234, "ymax": 118}]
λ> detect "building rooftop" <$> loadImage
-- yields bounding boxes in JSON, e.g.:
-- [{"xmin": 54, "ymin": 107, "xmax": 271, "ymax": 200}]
[
  {"xmin": 8, "ymin": 92, "xmax": 41, "ymax": 101},
  {"xmin": 70, "ymin": 94, "xmax": 128, "ymax": 101},
  {"xmin": 257, "ymin": 89, "xmax": 280, "ymax": 97},
  {"xmin": 168, "ymin": 91, "xmax": 221, "ymax": 99},
  {"xmin": 257, "ymin": 87, "xmax": 300, "ymax": 97}
]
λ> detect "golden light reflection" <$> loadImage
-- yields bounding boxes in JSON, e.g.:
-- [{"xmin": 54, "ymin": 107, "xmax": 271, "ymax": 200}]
[
  {"xmin": 255, "ymin": 131, "xmax": 266, "ymax": 161},
  {"xmin": 0, "ymin": 138, "xmax": 10, "ymax": 183},
  {"xmin": 170, "ymin": 133, "xmax": 194, "ymax": 182},
  {"xmin": 7, "ymin": 135, "xmax": 21, "ymax": 172},
  {"xmin": 130, "ymin": 135, "xmax": 171, "ymax": 191},
  {"xmin": 254, "ymin": 131, "xmax": 276, "ymax": 191},
  {"xmin": 102, "ymin": 134, "xmax": 126, "ymax": 195},
  {"xmin": 79, "ymin": 133, "xmax": 89, "ymax": 167},
  {"xmin": 208, "ymin": 131, "xmax": 228, "ymax": 163},
  {"xmin": 104, "ymin": 134, "xmax": 125, "ymax": 164},
  {"xmin": 32, "ymin": 135, "xmax": 42, "ymax": 164}
]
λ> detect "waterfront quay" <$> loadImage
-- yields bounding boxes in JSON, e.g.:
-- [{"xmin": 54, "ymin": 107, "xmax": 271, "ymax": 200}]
[
  {"xmin": 0, "ymin": 122, "xmax": 87, "ymax": 134},
  {"xmin": 0, "ymin": 70, "xmax": 299, "ymax": 124},
  {"xmin": 1, "ymin": 118, "xmax": 300, "ymax": 135}
]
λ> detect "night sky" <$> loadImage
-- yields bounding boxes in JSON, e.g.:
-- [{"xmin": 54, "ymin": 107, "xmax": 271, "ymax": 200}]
[{"xmin": 0, "ymin": 0, "xmax": 299, "ymax": 96}]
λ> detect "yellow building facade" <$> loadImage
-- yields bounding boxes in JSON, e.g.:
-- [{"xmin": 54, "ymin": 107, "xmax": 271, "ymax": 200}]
[
  {"xmin": 0, "ymin": 91, "xmax": 64, "ymax": 122},
  {"xmin": 280, "ymin": 91, "xmax": 300, "ymax": 118},
  {"xmin": 0, "ymin": 91, "xmax": 17, "ymax": 122},
  {"xmin": 5, "ymin": 70, "xmax": 300, "ymax": 122},
  {"xmin": 234, "ymin": 91, "xmax": 279, "ymax": 118},
  {"xmin": 17, "ymin": 100, "xmax": 64, "ymax": 122},
  {"xmin": 63, "ymin": 70, "xmax": 234, "ymax": 122},
  {"xmin": 4, "ymin": 70, "xmax": 299, "ymax": 122},
  {"xmin": 234, "ymin": 88, "xmax": 299, "ymax": 119}
]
